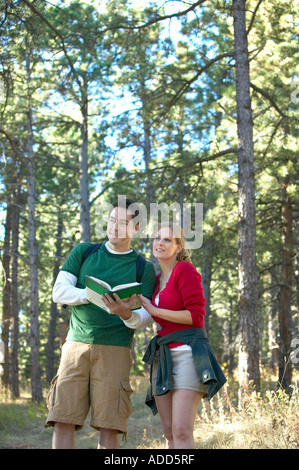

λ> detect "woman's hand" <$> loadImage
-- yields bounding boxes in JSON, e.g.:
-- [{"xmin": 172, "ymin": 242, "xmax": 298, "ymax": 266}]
[
  {"xmin": 138, "ymin": 294, "xmax": 158, "ymax": 316},
  {"xmin": 139, "ymin": 295, "xmax": 193, "ymax": 325}
]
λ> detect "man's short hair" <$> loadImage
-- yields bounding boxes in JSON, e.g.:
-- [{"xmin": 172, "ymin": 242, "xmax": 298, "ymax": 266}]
[{"xmin": 111, "ymin": 197, "xmax": 140, "ymax": 219}]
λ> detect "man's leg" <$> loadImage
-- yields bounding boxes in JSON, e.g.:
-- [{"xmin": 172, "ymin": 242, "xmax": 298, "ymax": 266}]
[
  {"xmin": 97, "ymin": 428, "xmax": 119, "ymax": 449},
  {"xmin": 52, "ymin": 422, "xmax": 75, "ymax": 449},
  {"xmin": 90, "ymin": 345, "xmax": 133, "ymax": 446},
  {"xmin": 46, "ymin": 342, "xmax": 91, "ymax": 448}
]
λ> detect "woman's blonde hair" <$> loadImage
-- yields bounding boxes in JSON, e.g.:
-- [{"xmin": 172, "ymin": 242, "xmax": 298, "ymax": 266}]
[{"xmin": 154, "ymin": 222, "xmax": 192, "ymax": 262}]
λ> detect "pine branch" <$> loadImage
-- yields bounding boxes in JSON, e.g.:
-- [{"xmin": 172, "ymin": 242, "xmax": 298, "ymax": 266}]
[
  {"xmin": 246, "ymin": 0, "xmax": 264, "ymax": 36},
  {"xmin": 250, "ymin": 82, "xmax": 286, "ymax": 117},
  {"xmin": 153, "ymin": 51, "xmax": 234, "ymax": 123},
  {"xmin": 98, "ymin": 0, "xmax": 207, "ymax": 33},
  {"xmin": 21, "ymin": 0, "xmax": 83, "ymax": 94},
  {"xmin": 0, "ymin": 128, "xmax": 22, "ymax": 159},
  {"xmin": 136, "ymin": 0, "xmax": 208, "ymax": 29}
]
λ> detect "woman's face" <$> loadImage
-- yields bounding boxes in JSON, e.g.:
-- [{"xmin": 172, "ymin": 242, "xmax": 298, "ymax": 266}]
[{"xmin": 153, "ymin": 226, "xmax": 182, "ymax": 261}]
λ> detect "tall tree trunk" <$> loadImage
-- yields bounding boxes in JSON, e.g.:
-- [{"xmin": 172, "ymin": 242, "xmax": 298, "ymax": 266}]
[
  {"xmin": 143, "ymin": 111, "xmax": 159, "ymax": 273},
  {"xmin": 1, "ymin": 193, "xmax": 11, "ymax": 389},
  {"xmin": 294, "ymin": 210, "xmax": 299, "ymax": 314},
  {"xmin": 201, "ymin": 194, "xmax": 216, "ymax": 336},
  {"xmin": 269, "ymin": 268, "xmax": 279, "ymax": 373},
  {"xmin": 10, "ymin": 185, "xmax": 21, "ymax": 398},
  {"xmin": 140, "ymin": 82, "xmax": 157, "ymax": 356},
  {"xmin": 293, "ymin": 210, "xmax": 299, "ymax": 373},
  {"xmin": 46, "ymin": 215, "xmax": 63, "ymax": 383},
  {"xmin": 233, "ymin": 0, "xmax": 260, "ymax": 397},
  {"xmin": 202, "ymin": 240, "xmax": 213, "ymax": 336},
  {"xmin": 79, "ymin": 79, "xmax": 90, "ymax": 242},
  {"xmin": 227, "ymin": 298, "xmax": 235, "ymax": 375},
  {"xmin": 278, "ymin": 177, "xmax": 293, "ymax": 394},
  {"xmin": 26, "ymin": 55, "xmax": 43, "ymax": 403}
]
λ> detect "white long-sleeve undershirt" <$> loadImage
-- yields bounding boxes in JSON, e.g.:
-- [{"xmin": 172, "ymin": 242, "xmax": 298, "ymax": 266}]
[{"xmin": 52, "ymin": 270, "xmax": 151, "ymax": 329}]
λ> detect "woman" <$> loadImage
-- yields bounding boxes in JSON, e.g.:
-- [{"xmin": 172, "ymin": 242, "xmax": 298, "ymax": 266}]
[{"xmin": 140, "ymin": 222, "xmax": 226, "ymax": 449}]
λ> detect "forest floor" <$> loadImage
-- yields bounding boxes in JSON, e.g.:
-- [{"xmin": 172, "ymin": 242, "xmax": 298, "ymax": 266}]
[{"xmin": 0, "ymin": 372, "xmax": 299, "ymax": 450}]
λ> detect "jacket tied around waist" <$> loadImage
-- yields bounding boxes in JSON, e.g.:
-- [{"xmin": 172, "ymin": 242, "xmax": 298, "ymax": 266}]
[{"xmin": 142, "ymin": 327, "xmax": 227, "ymax": 415}]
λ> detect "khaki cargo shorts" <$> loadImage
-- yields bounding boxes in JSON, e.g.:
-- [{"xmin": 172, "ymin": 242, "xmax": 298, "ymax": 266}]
[{"xmin": 45, "ymin": 341, "xmax": 133, "ymax": 434}]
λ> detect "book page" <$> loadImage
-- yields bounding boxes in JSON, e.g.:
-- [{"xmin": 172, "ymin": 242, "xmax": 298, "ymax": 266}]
[
  {"xmin": 87, "ymin": 276, "xmax": 111, "ymax": 291},
  {"xmin": 112, "ymin": 282, "xmax": 140, "ymax": 291},
  {"xmin": 86, "ymin": 287, "xmax": 142, "ymax": 312},
  {"xmin": 86, "ymin": 288, "xmax": 111, "ymax": 312}
]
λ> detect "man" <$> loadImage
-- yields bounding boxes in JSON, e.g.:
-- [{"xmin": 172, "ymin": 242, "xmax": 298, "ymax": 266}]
[{"xmin": 45, "ymin": 198, "xmax": 156, "ymax": 449}]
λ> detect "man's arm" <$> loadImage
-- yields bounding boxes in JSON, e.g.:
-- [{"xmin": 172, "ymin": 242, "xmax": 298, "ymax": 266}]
[
  {"xmin": 101, "ymin": 293, "xmax": 151, "ymax": 328},
  {"xmin": 102, "ymin": 260, "xmax": 156, "ymax": 329},
  {"xmin": 52, "ymin": 270, "xmax": 89, "ymax": 306},
  {"xmin": 123, "ymin": 306, "xmax": 152, "ymax": 329}
]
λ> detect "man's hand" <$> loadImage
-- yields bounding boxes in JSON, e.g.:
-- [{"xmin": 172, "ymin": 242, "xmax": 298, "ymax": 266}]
[{"xmin": 101, "ymin": 293, "xmax": 136, "ymax": 320}]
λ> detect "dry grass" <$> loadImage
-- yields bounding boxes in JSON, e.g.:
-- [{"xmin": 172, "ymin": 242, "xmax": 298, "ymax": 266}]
[
  {"xmin": 0, "ymin": 372, "xmax": 298, "ymax": 449},
  {"xmin": 195, "ymin": 383, "xmax": 299, "ymax": 449}
]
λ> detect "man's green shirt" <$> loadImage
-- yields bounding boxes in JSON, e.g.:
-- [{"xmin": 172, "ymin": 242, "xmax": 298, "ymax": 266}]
[{"xmin": 61, "ymin": 242, "xmax": 156, "ymax": 348}]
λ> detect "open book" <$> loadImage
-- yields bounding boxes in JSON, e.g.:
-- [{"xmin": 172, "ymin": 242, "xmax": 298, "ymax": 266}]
[{"xmin": 85, "ymin": 275, "xmax": 142, "ymax": 313}]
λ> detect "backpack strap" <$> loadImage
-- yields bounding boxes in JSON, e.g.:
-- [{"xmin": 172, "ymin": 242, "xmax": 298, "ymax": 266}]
[
  {"xmin": 135, "ymin": 254, "xmax": 147, "ymax": 283},
  {"xmin": 80, "ymin": 242, "xmax": 103, "ymax": 266},
  {"xmin": 82, "ymin": 243, "xmax": 147, "ymax": 282},
  {"xmin": 81, "ymin": 243, "xmax": 147, "ymax": 282}
]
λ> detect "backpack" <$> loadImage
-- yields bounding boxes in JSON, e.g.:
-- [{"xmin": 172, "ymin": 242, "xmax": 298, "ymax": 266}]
[{"xmin": 62, "ymin": 242, "xmax": 147, "ymax": 308}]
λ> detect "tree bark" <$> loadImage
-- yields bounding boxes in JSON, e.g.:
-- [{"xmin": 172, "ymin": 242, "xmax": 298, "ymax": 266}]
[
  {"xmin": 1, "ymin": 193, "xmax": 11, "ymax": 389},
  {"xmin": 10, "ymin": 185, "xmax": 21, "ymax": 398},
  {"xmin": 46, "ymin": 215, "xmax": 63, "ymax": 383},
  {"xmin": 26, "ymin": 54, "xmax": 43, "ymax": 403},
  {"xmin": 79, "ymin": 78, "xmax": 90, "ymax": 242},
  {"xmin": 201, "ymin": 239, "xmax": 213, "ymax": 336},
  {"xmin": 269, "ymin": 268, "xmax": 279, "ymax": 374},
  {"xmin": 278, "ymin": 177, "xmax": 293, "ymax": 394},
  {"xmin": 233, "ymin": 0, "xmax": 260, "ymax": 397}
]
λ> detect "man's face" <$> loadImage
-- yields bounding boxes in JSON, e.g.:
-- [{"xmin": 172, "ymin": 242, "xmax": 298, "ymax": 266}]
[{"xmin": 106, "ymin": 207, "xmax": 137, "ymax": 248}]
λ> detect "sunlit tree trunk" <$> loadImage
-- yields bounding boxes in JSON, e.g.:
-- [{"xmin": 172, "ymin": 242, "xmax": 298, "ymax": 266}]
[
  {"xmin": 269, "ymin": 268, "xmax": 279, "ymax": 374},
  {"xmin": 46, "ymin": 215, "xmax": 63, "ymax": 383},
  {"xmin": 26, "ymin": 53, "xmax": 43, "ymax": 403},
  {"xmin": 1, "ymin": 193, "xmax": 11, "ymax": 390},
  {"xmin": 79, "ymin": 76, "xmax": 90, "ymax": 242},
  {"xmin": 233, "ymin": 0, "xmax": 260, "ymax": 398},
  {"xmin": 10, "ymin": 174, "xmax": 21, "ymax": 398},
  {"xmin": 278, "ymin": 177, "xmax": 293, "ymax": 394}
]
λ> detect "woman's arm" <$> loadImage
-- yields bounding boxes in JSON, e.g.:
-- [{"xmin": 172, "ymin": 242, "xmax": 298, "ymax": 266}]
[
  {"xmin": 138, "ymin": 262, "xmax": 205, "ymax": 326},
  {"xmin": 138, "ymin": 295, "xmax": 193, "ymax": 325}
]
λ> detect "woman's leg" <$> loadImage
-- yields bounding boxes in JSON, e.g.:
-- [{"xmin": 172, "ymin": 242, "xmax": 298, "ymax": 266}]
[
  {"xmin": 154, "ymin": 392, "xmax": 174, "ymax": 449},
  {"xmin": 171, "ymin": 389, "xmax": 203, "ymax": 448}
]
